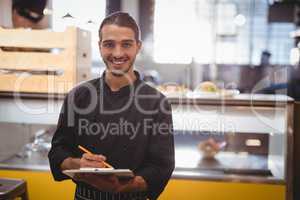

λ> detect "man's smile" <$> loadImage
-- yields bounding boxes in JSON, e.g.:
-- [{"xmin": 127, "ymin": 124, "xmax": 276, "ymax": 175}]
[{"xmin": 108, "ymin": 57, "xmax": 129, "ymax": 67}]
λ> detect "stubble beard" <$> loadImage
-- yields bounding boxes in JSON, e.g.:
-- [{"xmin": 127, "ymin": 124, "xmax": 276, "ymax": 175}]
[{"xmin": 104, "ymin": 59, "xmax": 135, "ymax": 77}]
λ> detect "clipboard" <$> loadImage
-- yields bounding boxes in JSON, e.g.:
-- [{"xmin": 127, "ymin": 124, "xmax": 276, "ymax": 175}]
[{"xmin": 63, "ymin": 168, "xmax": 134, "ymax": 179}]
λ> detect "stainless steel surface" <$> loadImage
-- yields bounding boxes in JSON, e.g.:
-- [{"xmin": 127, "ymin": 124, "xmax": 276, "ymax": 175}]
[
  {"xmin": 0, "ymin": 123, "xmax": 30, "ymax": 162},
  {"xmin": 172, "ymin": 169, "xmax": 284, "ymax": 184},
  {"xmin": 0, "ymin": 151, "xmax": 49, "ymax": 171},
  {"xmin": 176, "ymin": 150, "xmax": 269, "ymax": 173},
  {"xmin": 0, "ymin": 132, "xmax": 285, "ymax": 184},
  {"xmin": 173, "ymin": 133, "xmax": 282, "ymax": 183},
  {"xmin": 168, "ymin": 93, "xmax": 293, "ymax": 107},
  {"xmin": 0, "ymin": 150, "xmax": 284, "ymax": 184},
  {"xmin": 0, "ymin": 124, "xmax": 54, "ymax": 170}
]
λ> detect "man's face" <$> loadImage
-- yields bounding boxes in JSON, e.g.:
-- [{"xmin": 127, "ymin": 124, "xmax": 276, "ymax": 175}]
[{"xmin": 99, "ymin": 24, "xmax": 141, "ymax": 77}]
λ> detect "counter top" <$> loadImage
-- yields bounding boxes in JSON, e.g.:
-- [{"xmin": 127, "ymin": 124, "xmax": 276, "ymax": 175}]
[
  {"xmin": 0, "ymin": 93, "xmax": 293, "ymax": 124},
  {"xmin": 0, "ymin": 150, "xmax": 49, "ymax": 171},
  {"xmin": 0, "ymin": 151, "xmax": 283, "ymax": 185},
  {"xmin": 0, "ymin": 134, "xmax": 285, "ymax": 185},
  {"xmin": 168, "ymin": 94, "xmax": 293, "ymax": 107}
]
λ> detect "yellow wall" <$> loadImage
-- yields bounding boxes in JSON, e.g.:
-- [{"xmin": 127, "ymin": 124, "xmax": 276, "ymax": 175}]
[
  {"xmin": 0, "ymin": 170, "xmax": 75, "ymax": 200},
  {"xmin": 0, "ymin": 170, "xmax": 285, "ymax": 200},
  {"xmin": 160, "ymin": 179, "xmax": 285, "ymax": 200}
]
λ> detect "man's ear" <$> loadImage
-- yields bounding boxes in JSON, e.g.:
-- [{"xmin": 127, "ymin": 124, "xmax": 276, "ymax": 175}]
[
  {"xmin": 137, "ymin": 41, "xmax": 142, "ymax": 52},
  {"xmin": 98, "ymin": 41, "xmax": 102, "ymax": 54},
  {"xmin": 98, "ymin": 41, "xmax": 101, "ymax": 49}
]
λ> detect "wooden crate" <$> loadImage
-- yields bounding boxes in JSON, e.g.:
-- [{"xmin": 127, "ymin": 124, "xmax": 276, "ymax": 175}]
[{"xmin": 0, "ymin": 26, "xmax": 91, "ymax": 94}]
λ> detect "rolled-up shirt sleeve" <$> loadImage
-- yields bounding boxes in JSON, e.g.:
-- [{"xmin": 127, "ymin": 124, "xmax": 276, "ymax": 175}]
[
  {"xmin": 48, "ymin": 94, "xmax": 78, "ymax": 181},
  {"xmin": 135, "ymin": 97, "xmax": 175, "ymax": 200}
]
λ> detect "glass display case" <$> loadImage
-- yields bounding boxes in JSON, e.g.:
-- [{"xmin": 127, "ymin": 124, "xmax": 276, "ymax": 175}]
[
  {"xmin": 0, "ymin": 93, "xmax": 294, "ymax": 200},
  {"xmin": 0, "ymin": 97, "xmax": 62, "ymax": 165},
  {"xmin": 169, "ymin": 94, "xmax": 293, "ymax": 200}
]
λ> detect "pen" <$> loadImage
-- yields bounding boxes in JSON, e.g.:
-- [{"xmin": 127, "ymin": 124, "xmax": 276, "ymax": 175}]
[{"xmin": 78, "ymin": 145, "xmax": 114, "ymax": 169}]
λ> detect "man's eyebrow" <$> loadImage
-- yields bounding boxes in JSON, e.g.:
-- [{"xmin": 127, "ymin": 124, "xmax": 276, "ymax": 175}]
[
  {"xmin": 101, "ymin": 39, "xmax": 135, "ymax": 43},
  {"xmin": 122, "ymin": 39, "xmax": 135, "ymax": 43},
  {"xmin": 102, "ymin": 40, "xmax": 114, "ymax": 43}
]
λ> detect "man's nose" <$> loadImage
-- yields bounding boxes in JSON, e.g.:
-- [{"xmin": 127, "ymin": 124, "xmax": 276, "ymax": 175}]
[{"xmin": 112, "ymin": 46, "xmax": 124, "ymax": 58}]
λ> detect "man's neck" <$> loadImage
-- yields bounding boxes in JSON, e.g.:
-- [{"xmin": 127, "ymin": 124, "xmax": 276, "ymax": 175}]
[{"xmin": 105, "ymin": 70, "xmax": 137, "ymax": 92}]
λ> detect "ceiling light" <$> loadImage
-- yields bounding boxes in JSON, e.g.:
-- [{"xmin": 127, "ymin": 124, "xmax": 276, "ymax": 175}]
[{"xmin": 234, "ymin": 14, "xmax": 246, "ymax": 26}]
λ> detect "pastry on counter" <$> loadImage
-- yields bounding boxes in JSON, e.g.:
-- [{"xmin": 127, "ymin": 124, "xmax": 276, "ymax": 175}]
[
  {"xmin": 190, "ymin": 81, "xmax": 239, "ymax": 98},
  {"xmin": 156, "ymin": 84, "xmax": 189, "ymax": 97},
  {"xmin": 198, "ymin": 138, "xmax": 226, "ymax": 159},
  {"xmin": 196, "ymin": 81, "xmax": 219, "ymax": 93}
]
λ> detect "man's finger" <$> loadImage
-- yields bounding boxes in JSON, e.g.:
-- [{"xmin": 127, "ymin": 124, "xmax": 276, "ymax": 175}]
[
  {"xmin": 80, "ymin": 160, "xmax": 106, "ymax": 168},
  {"xmin": 82, "ymin": 153, "xmax": 106, "ymax": 162}
]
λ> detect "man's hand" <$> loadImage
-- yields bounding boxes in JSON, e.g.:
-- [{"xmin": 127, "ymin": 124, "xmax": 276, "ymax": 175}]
[
  {"xmin": 76, "ymin": 174, "xmax": 147, "ymax": 193},
  {"xmin": 69, "ymin": 153, "xmax": 120, "ymax": 192},
  {"xmin": 116, "ymin": 176, "xmax": 147, "ymax": 193},
  {"xmin": 77, "ymin": 174, "xmax": 122, "ymax": 192},
  {"xmin": 60, "ymin": 153, "xmax": 107, "ymax": 171},
  {"xmin": 80, "ymin": 153, "xmax": 107, "ymax": 168},
  {"xmin": 62, "ymin": 154, "xmax": 147, "ymax": 193}
]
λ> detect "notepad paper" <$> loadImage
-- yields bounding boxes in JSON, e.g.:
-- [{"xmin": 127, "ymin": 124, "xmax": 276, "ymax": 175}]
[{"xmin": 63, "ymin": 168, "xmax": 134, "ymax": 179}]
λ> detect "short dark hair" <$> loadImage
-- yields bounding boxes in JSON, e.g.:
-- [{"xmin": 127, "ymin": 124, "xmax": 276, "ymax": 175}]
[{"xmin": 99, "ymin": 12, "xmax": 140, "ymax": 42}]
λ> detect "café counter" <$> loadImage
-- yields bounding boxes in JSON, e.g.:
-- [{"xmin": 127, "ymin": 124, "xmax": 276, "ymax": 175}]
[{"xmin": 0, "ymin": 94, "xmax": 292, "ymax": 200}]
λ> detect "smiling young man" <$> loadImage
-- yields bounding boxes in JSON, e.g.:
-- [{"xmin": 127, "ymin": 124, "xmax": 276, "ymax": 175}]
[
  {"xmin": 99, "ymin": 15, "xmax": 141, "ymax": 91},
  {"xmin": 48, "ymin": 12, "xmax": 175, "ymax": 200}
]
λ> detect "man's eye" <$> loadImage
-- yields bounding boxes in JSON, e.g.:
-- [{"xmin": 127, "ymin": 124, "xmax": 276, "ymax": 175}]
[
  {"xmin": 103, "ymin": 43, "xmax": 114, "ymax": 48},
  {"xmin": 122, "ymin": 43, "xmax": 132, "ymax": 48}
]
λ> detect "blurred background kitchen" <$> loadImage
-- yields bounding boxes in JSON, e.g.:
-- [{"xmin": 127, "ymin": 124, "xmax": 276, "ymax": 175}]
[{"xmin": 0, "ymin": 0, "xmax": 300, "ymax": 200}]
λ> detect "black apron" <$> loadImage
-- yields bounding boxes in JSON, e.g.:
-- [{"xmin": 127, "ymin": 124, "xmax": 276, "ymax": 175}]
[{"xmin": 74, "ymin": 184, "xmax": 147, "ymax": 200}]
